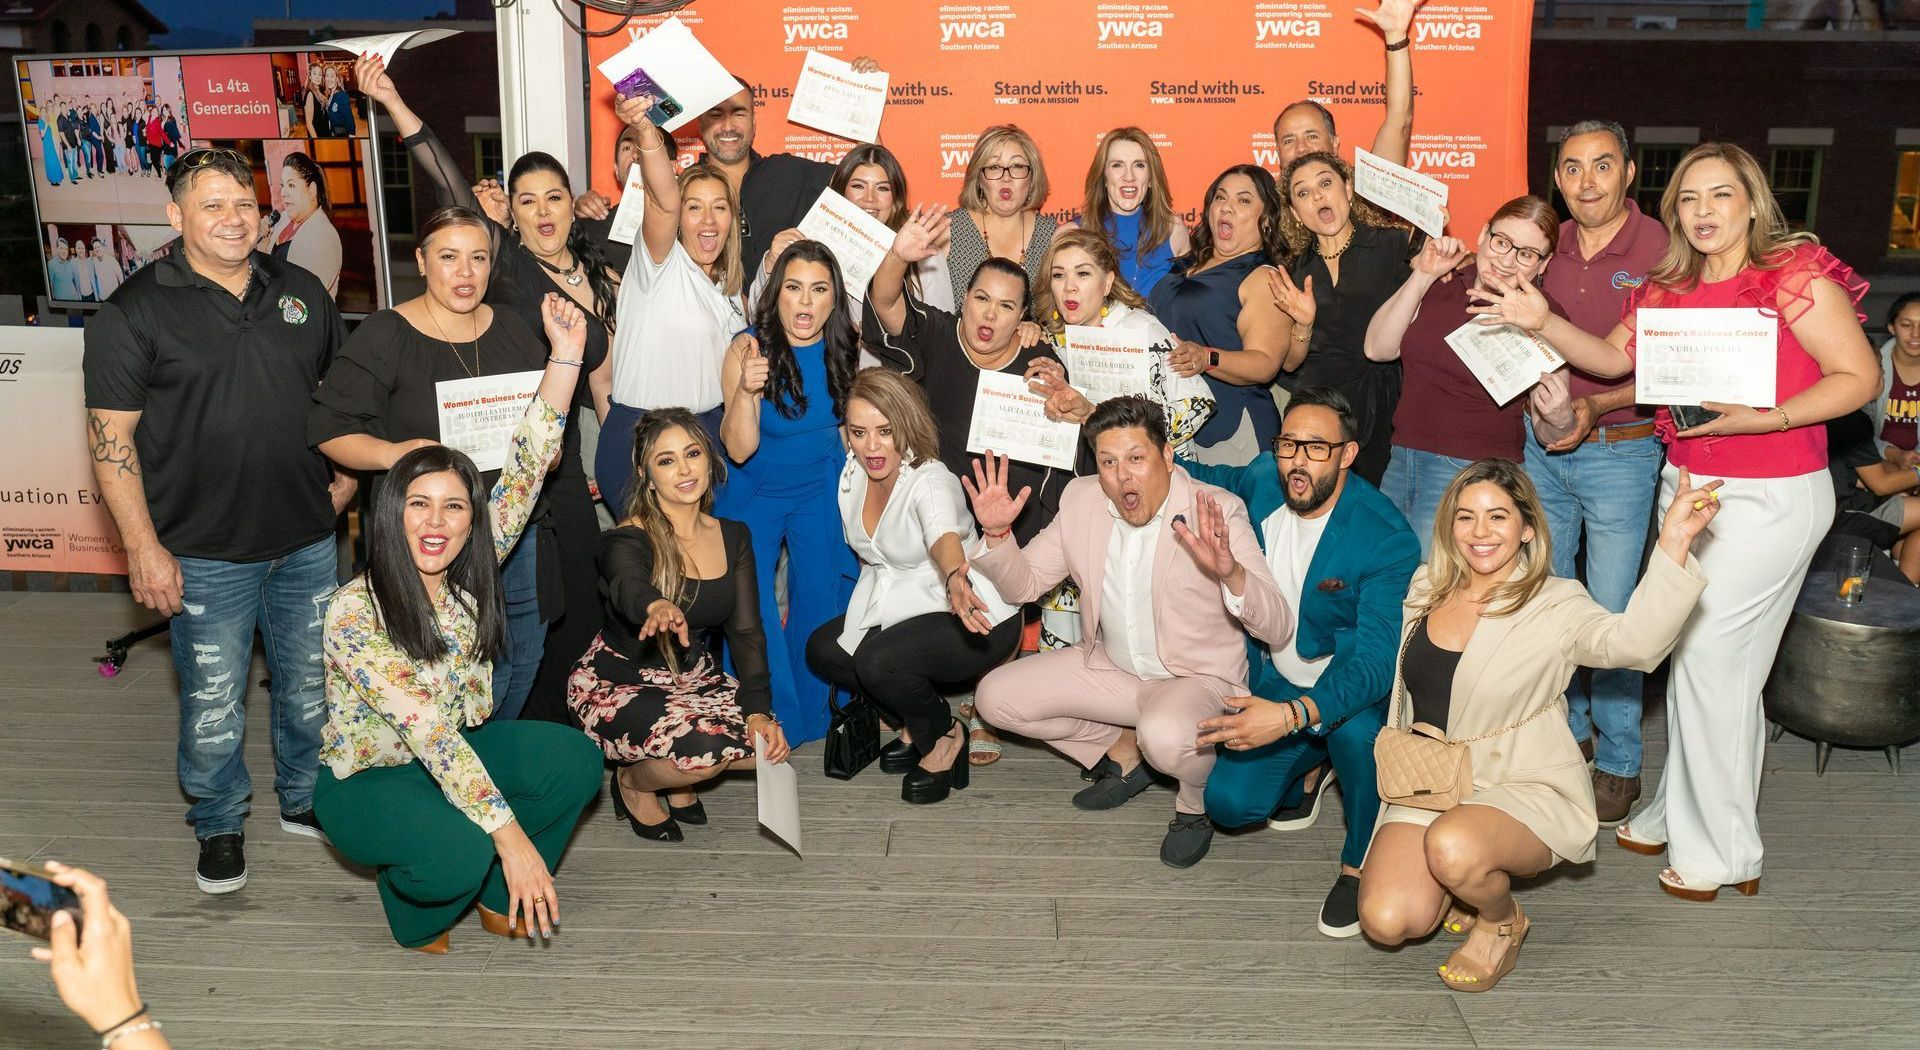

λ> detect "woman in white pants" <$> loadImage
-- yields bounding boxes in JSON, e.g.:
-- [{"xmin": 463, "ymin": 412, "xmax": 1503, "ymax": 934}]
[{"xmin": 1471, "ymin": 142, "xmax": 1878, "ymax": 900}]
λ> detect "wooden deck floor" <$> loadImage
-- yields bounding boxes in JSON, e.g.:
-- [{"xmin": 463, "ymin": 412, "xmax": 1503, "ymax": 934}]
[{"xmin": 1, "ymin": 591, "xmax": 1917, "ymax": 1049}]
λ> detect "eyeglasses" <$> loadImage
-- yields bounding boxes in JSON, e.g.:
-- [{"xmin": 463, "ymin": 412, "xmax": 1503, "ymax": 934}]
[
  {"xmin": 1486, "ymin": 232, "xmax": 1547, "ymax": 268},
  {"xmin": 1274, "ymin": 439, "xmax": 1343, "ymax": 461},
  {"xmin": 981, "ymin": 163, "xmax": 1032, "ymax": 181}
]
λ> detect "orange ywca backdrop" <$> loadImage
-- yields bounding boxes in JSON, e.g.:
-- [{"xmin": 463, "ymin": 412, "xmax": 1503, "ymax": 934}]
[{"xmin": 585, "ymin": 2, "xmax": 1533, "ymax": 231}]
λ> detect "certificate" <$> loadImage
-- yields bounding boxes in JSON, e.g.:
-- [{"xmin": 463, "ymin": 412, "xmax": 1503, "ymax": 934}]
[
  {"xmin": 1444, "ymin": 319, "xmax": 1566, "ymax": 406},
  {"xmin": 321, "ymin": 28, "xmax": 460, "ymax": 66},
  {"xmin": 1354, "ymin": 148, "xmax": 1450, "ymax": 239},
  {"xmin": 1634, "ymin": 308, "xmax": 1779, "ymax": 407},
  {"xmin": 754, "ymin": 733, "xmax": 802, "ymax": 856},
  {"xmin": 1059, "ymin": 325, "xmax": 1151, "ymax": 407},
  {"xmin": 966, "ymin": 370, "xmax": 1079, "ymax": 471},
  {"xmin": 797, "ymin": 188, "xmax": 896, "ymax": 302},
  {"xmin": 434, "ymin": 371, "xmax": 543, "ymax": 473},
  {"xmin": 786, "ymin": 51, "xmax": 888, "ymax": 144},
  {"xmin": 606, "ymin": 164, "xmax": 646, "ymax": 246},
  {"xmin": 593, "ymin": 16, "xmax": 737, "ymax": 133}
]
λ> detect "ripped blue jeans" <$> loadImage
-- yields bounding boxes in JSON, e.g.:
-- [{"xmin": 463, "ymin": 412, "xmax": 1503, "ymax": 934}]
[{"xmin": 170, "ymin": 535, "xmax": 338, "ymax": 839}]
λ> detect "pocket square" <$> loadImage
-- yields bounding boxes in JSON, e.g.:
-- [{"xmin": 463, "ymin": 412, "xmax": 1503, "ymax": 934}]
[{"xmin": 1316, "ymin": 578, "xmax": 1348, "ymax": 593}]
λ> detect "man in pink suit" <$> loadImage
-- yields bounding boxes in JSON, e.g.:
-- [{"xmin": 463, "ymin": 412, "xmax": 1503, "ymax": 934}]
[{"xmin": 963, "ymin": 397, "xmax": 1293, "ymax": 867}]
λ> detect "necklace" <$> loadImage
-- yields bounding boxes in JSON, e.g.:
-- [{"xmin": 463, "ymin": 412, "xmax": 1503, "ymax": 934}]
[
  {"xmin": 524, "ymin": 242, "xmax": 584, "ymax": 286},
  {"xmin": 423, "ymin": 300, "xmax": 482, "ymax": 378},
  {"xmin": 1316, "ymin": 227, "xmax": 1356, "ymax": 260}
]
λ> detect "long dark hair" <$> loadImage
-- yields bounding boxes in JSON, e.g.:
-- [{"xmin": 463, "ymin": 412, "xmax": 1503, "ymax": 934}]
[
  {"xmin": 750, "ymin": 240, "xmax": 859, "ymax": 420},
  {"xmin": 364, "ymin": 445, "xmax": 506, "ymax": 664},
  {"xmin": 622, "ymin": 408, "xmax": 726, "ymax": 673},
  {"xmin": 1183, "ymin": 163, "xmax": 1288, "ymax": 268},
  {"xmin": 508, "ymin": 151, "xmax": 619, "ymax": 335},
  {"xmin": 830, "ymin": 143, "xmax": 909, "ymax": 230}
]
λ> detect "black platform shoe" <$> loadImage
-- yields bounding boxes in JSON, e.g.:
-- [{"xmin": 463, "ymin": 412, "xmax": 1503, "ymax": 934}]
[
  {"xmin": 901, "ymin": 719, "xmax": 971, "ymax": 805},
  {"xmin": 878, "ymin": 736, "xmax": 918, "ymax": 774},
  {"xmin": 610, "ymin": 770, "xmax": 683, "ymax": 842}
]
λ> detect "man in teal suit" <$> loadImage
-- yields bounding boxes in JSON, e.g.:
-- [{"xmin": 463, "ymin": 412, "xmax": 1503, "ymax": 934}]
[{"xmin": 1186, "ymin": 388, "xmax": 1419, "ymax": 938}]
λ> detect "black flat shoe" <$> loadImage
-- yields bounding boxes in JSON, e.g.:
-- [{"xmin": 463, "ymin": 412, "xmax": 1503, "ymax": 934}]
[
  {"xmin": 902, "ymin": 719, "xmax": 970, "ymax": 805},
  {"xmin": 610, "ymin": 770, "xmax": 683, "ymax": 842},
  {"xmin": 878, "ymin": 736, "xmax": 918, "ymax": 774},
  {"xmin": 667, "ymin": 798, "xmax": 708, "ymax": 825}
]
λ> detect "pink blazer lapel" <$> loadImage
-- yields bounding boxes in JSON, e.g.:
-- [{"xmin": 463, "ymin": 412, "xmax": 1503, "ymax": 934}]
[
  {"xmin": 1148, "ymin": 468, "xmax": 1197, "ymax": 646},
  {"xmin": 1077, "ymin": 487, "xmax": 1116, "ymax": 633}
]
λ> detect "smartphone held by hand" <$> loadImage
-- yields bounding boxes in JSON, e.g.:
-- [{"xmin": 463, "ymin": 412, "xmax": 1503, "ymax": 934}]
[{"xmin": 1, "ymin": 857, "xmax": 83, "ymax": 941}]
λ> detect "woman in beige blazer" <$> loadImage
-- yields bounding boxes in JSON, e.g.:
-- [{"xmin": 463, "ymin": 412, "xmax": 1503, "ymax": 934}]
[{"xmin": 1356, "ymin": 458, "xmax": 1719, "ymax": 992}]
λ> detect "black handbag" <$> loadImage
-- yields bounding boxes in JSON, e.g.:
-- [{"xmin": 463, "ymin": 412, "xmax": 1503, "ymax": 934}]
[{"xmin": 822, "ymin": 686, "xmax": 881, "ymax": 780}]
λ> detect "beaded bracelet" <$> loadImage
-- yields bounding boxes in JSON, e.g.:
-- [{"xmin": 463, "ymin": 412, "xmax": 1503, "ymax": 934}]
[{"xmin": 101, "ymin": 1019, "xmax": 161, "ymax": 1049}]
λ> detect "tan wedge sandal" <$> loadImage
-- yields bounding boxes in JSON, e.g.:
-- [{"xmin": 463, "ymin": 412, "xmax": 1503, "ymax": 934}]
[{"xmin": 1438, "ymin": 904, "xmax": 1529, "ymax": 992}]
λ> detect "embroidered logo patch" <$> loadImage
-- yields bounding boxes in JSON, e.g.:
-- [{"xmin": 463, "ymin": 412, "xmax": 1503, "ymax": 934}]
[
  {"xmin": 279, "ymin": 294, "xmax": 308, "ymax": 325},
  {"xmin": 1611, "ymin": 270, "xmax": 1646, "ymax": 291}
]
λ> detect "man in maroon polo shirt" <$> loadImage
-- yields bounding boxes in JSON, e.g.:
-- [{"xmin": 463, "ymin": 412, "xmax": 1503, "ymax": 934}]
[{"xmin": 1526, "ymin": 120, "xmax": 1670, "ymax": 825}]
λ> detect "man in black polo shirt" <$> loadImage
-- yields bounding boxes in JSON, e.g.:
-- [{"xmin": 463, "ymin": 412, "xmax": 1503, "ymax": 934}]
[
  {"xmin": 84, "ymin": 147, "xmax": 352, "ymax": 895},
  {"xmin": 697, "ymin": 63, "xmax": 882, "ymax": 272}
]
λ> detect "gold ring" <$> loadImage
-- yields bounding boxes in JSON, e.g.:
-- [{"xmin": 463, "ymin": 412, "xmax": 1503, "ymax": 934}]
[{"xmin": 533, "ymin": 896, "xmax": 547, "ymax": 904}]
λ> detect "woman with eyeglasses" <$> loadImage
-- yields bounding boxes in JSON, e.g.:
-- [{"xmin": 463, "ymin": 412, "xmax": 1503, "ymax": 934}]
[
  {"xmin": 944, "ymin": 125, "xmax": 1073, "ymax": 311},
  {"xmin": 1363, "ymin": 196, "xmax": 1573, "ymax": 556}
]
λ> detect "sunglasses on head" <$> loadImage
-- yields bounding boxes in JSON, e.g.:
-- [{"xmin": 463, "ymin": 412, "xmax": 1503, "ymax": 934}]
[{"xmin": 176, "ymin": 147, "xmax": 249, "ymax": 169}]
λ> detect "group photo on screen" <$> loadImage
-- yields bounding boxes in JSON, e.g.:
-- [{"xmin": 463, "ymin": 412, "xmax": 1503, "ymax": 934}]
[{"xmin": 18, "ymin": 55, "xmax": 189, "ymax": 224}]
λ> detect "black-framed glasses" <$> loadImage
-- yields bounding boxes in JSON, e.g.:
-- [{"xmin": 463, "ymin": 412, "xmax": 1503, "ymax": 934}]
[
  {"xmin": 1487, "ymin": 232, "xmax": 1547, "ymax": 267},
  {"xmin": 981, "ymin": 162, "xmax": 1032, "ymax": 181},
  {"xmin": 1274, "ymin": 438, "xmax": 1341, "ymax": 461}
]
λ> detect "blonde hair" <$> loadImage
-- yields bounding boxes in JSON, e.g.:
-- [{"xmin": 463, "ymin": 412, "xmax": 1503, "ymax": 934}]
[
  {"xmin": 1031, "ymin": 228, "xmax": 1148, "ymax": 337},
  {"xmin": 845, "ymin": 368, "xmax": 939, "ymax": 467},
  {"xmin": 961, "ymin": 125, "xmax": 1049, "ymax": 214},
  {"xmin": 678, "ymin": 161, "xmax": 745, "ymax": 297},
  {"xmin": 1276, "ymin": 151, "xmax": 1400, "ymax": 262},
  {"xmin": 1413, "ymin": 459, "xmax": 1553, "ymax": 619},
  {"xmin": 1649, "ymin": 141, "xmax": 1818, "ymax": 294},
  {"xmin": 1082, "ymin": 128, "xmax": 1179, "ymax": 267}
]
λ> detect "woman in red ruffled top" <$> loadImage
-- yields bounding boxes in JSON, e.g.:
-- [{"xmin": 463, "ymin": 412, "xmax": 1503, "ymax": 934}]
[{"xmin": 1471, "ymin": 142, "xmax": 1878, "ymax": 903}]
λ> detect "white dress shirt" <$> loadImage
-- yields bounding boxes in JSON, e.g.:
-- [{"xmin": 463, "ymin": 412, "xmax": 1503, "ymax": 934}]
[
  {"xmin": 1255, "ymin": 505, "xmax": 1333, "ymax": 688},
  {"xmin": 1099, "ymin": 501, "xmax": 1172, "ymax": 680}
]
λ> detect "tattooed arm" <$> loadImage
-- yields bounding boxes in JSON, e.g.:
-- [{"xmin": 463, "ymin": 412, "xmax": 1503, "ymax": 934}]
[{"xmin": 87, "ymin": 408, "xmax": 182, "ymax": 616}]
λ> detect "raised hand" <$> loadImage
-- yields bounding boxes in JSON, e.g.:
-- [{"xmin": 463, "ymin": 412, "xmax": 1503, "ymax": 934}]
[
  {"xmin": 471, "ymin": 178, "xmax": 508, "ymax": 226},
  {"xmin": 1170, "ymin": 491, "xmax": 1245, "ymax": 592},
  {"xmin": 1466, "ymin": 272, "xmax": 1552, "ymax": 332},
  {"xmin": 890, "ymin": 204, "xmax": 950, "ymax": 263},
  {"xmin": 1356, "ymin": 0, "xmax": 1426, "ymax": 41},
  {"xmin": 1412, "ymin": 235, "xmax": 1467, "ymax": 278},
  {"xmin": 1026, "ymin": 358, "xmax": 1093, "ymax": 423},
  {"xmin": 1268, "ymin": 267, "xmax": 1316, "ymax": 325},
  {"xmin": 353, "ymin": 54, "xmax": 399, "ymax": 109},
  {"xmin": 613, "ymin": 92, "xmax": 659, "ymax": 132},
  {"xmin": 542, "ymin": 292, "xmax": 588, "ymax": 357},
  {"xmin": 736, "ymin": 335, "xmax": 769, "ymax": 396},
  {"xmin": 849, "ymin": 56, "xmax": 884, "ymax": 74},
  {"xmin": 1659, "ymin": 467, "xmax": 1723, "ymax": 549},
  {"xmin": 574, "ymin": 190, "xmax": 612, "ymax": 221},
  {"xmin": 961, "ymin": 453, "xmax": 1031, "ymax": 539}
]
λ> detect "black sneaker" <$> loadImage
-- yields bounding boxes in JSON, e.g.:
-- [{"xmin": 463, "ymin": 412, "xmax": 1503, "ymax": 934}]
[
  {"xmin": 196, "ymin": 833, "xmax": 248, "ymax": 894},
  {"xmin": 1159, "ymin": 812, "xmax": 1215, "ymax": 868},
  {"xmin": 1268, "ymin": 766, "xmax": 1336, "ymax": 831},
  {"xmin": 1071, "ymin": 760, "xmax": 1155, "ymax": 811},
  {"xmin": 279, "ymin": 809, "xmax": 330, "ymax": 844},
  {"xmin": 1318, "ymin": 873, "xmax": 1362, "ymax": 939}
]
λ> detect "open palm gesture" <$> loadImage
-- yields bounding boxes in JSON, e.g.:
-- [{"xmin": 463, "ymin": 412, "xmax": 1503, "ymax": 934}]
[
  {"xmin": 1268, "ymin": 266, "xmax": 1316, "ymax": 326},
  {"xmin": 892, "ymin": 204, "xmax": 950, "ymax": 264},
  {"xmin": 1170, "ymin": 491, "xmax": 1242, "ymax": 588},
  {"xmin": 961, "ymin": 453, "xmax": 1031, "ymax": 538}
]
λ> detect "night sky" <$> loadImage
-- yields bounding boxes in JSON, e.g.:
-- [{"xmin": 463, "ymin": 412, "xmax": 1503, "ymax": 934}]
[{"xmin": 145, "ymin": 1, "xmax": 452, "ymax": 47}]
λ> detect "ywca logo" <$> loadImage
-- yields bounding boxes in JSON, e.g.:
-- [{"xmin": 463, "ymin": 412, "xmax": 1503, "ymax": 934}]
[
  {"xmin": 1096, "ymin": 4, "xmax": 1173, "ymax": 48},
  {"xmin": 939, "ymin": 7, "xmax": 1015, "ymax": 50},
  {"xmin": 1612, "ymin": 271, "xmax": 1647, "ymax": 291},
  {"xmin": 4, "ymin": 537, "xmax": 54, "ymax": 553},
  {"xmin": 782, "ymin": 6, "xmax": 855, "ymax": 51},
  {"xmin": 1253, "ymin": 1, "xmax": 1329, "ymax": 46},
  {"xmin": 1413, "ymin": 14, "xmax": 1485, "ymax": 46},
  {"xmin": 938, "ymin": 133, "xmax": 976, "ymax": 178}
]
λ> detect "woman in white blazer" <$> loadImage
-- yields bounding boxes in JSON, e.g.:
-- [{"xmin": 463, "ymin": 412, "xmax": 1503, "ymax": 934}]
[
  {"xmin": 1357, "ymin": 458, "xmax": 1720, "ymax": 993},
  {"xmin": 805, "ymin": 368, "xmax": 1023, "ymax": 804}
]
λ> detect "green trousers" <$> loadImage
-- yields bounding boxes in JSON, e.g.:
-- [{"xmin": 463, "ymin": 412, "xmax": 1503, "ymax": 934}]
[{"xmin": 314, "ymin": 720, "xmax": 603, "ymax": 948}]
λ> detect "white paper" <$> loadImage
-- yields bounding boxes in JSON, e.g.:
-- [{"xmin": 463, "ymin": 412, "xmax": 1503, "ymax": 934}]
[
  {"xmin": 433, "ymin": 371, "xmax": 543, "ymax": 473},
  {"xmin": 754, "ymin": 733, "xmax": 802, "ymax": 856},
  {"xmin": 321, "ymin": 29, "xmax": 460, "ymax": 67},
  {"xmin": 1058, "ymin": 325, "xmax": 1152, "ymax": 407},
  {"xmin": 1633, "ymin": 308, "xmax": 1779, "ymax": 407},
  {"xmin": 594, "ymin": 16, "xmax": 737, "ymax": 133},
  {"xmin": 1354, "ymin": 147, "xmax": 1450, "ymax": 239},
  {"xmin": 606, "ymin": 164, "xmax": 647, "ymax": 246},
  {"xmin": 966, "ymin": 370, "xmax": 1080, "ymax": 471},
  {"xmin": 786, "ymin": 50, "xmax": 888, "ymax": 144},
  {"xmin": 796, "ymin": 189, "xmax": 896, "ymax": 303},
  {"xmin": 1443, "ymin": 319, "xmax": 1566, "ymax": 406}
]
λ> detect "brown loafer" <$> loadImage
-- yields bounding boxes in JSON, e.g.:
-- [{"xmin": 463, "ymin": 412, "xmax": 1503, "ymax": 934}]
[
  {"xmin": 407, "ymin": 929, "xmax": 451, "ymax": 954},
  {"xmin": 1593, "ymin": 770, "xmax": 1641, "ymax": 827},
  {"xmin": 476, "ymin": 903, "xmax": 533, "ymax": 940}
]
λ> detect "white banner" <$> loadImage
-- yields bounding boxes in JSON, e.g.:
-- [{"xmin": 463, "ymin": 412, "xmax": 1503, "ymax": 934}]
[{"xmin": 0, "ymin": 327, "xmax": 127, "ymax": 575}]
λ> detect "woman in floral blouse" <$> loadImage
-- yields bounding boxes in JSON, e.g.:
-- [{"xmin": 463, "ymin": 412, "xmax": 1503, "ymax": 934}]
[{"xmin": 312, "ymin": 293, "xmax": 603, "ymax": 953}]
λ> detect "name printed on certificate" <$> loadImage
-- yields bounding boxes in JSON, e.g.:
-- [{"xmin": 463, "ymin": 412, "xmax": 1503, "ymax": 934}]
[
  {"xmin": 594, "ymin": 16, "xmax": 737, "ymax": 133},
  {"xmin": 435, "ymin": 371, "xmax": 544, "ymax": 473},
  {"xmin": 1354, "ymin": 148, "xmax": 1450, "ymax": 239},
  {"xmin": 966, "ymin": 370, "xmax": 1080, "ymax": 471},
  {"xmin": 797, "ymin": 189, "xmax": 897, "ymax": 302},
  {"xmin": 1443, "ymin": 319, "xmax": 1566, "ymax": 406},
  {"xmin": 1634, "ymin": 308, "xmax": 1779, "ymax": 408},
  {"xmin": 1059, "ymin": 325, "xmax": 1151, "ymax": 407},
  {"xmin": 786, "ymin": 51, "xmax": 888, "ymax": 144}
]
